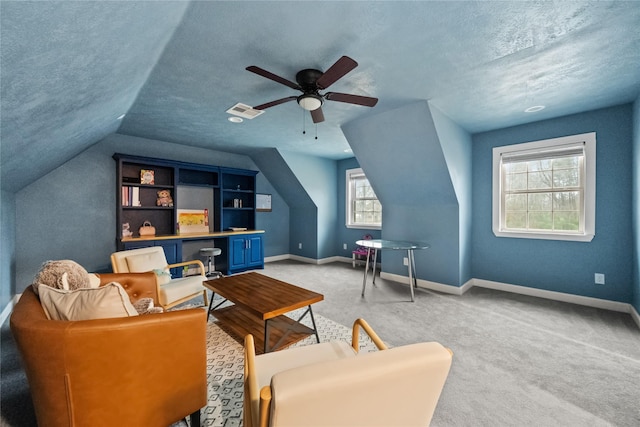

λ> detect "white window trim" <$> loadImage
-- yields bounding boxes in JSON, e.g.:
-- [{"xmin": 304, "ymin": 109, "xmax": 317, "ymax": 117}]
[
  {"xmin": 492, "ymin": 132, "xmax": 596, "ymax": 242},
  {"xmin": 346, "ymin": 168, "xmax": 381, "ymax": 230}
]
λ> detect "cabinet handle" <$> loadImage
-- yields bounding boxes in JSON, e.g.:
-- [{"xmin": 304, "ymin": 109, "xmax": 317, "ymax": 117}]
[{"xmin": 248, "ymin": 239, "xmax": 251, "ymax": 249}]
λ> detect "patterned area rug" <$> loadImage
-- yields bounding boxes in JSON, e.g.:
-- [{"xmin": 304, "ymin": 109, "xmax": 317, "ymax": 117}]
[{"xmin": 179, "ymin": 308, "xmax": 381, "ymax": 427}]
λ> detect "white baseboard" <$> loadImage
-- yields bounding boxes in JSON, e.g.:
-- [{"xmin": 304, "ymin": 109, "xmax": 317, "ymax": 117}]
[
  {"xmin": 378, "ymin": 273, "xmax": 639, "ymax": 330},
  {"xmin": 1, "ymin": 294, "xmax": 20, "ymax": 326},
  {"xmin": 265, "ymin": 254, "xmax": 355, "ymax": 265},
  {"xmin": 380, "ymin": 272, "xmax": 464, "ymax": 295},
  {"xmin": 264, "ymin": 254, "xmax": 291, "ymax": 263},
  {"xmin": 471, "ymin": 278, "xmax": 632, "ymax": 313}
]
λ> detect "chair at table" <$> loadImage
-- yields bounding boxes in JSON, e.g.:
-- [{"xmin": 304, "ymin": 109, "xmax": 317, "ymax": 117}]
[
  {"xmin": 111, "ymin": 246, "xmax": 208, "ymax": 311},
  {"xmin": 243, "ymin": 318, "xmax": 453, "ymax": 427},
  {"xmin": 352, "ymin": 233, "xmax": 375, "ymax": 268}
]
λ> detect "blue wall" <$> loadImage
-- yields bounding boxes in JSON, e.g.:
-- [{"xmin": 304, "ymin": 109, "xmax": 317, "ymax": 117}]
[
  {"xmin": 14, "ymin": 133, "xmax": 289, "ymax": 292},
  {"xmin": 1, "ymin": 191, "xmax": 16, "ymax": 308},
  {"xmin": 431, "ymin": 105, "xmax": 473, "ymax": 285},
  {"xmin": 472, "ymin": 104, "xmax": 633, "ymax": 303},
  {"xmin": 343, "ymin": 101, "xmax": 471, "ymax": 286},
  {"xmin": 632, "ymin": 96, "xmax": 640, "ymax": 313},
  {"xmin": 280, "ymin": 151, "xmax": 337, "ymax": 260}
]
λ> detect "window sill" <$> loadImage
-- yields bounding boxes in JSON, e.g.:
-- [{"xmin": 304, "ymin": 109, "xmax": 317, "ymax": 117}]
[
  {"xmin": 493, "ymin": 228, "xmax": 594, "ymax": 242},
  {"xmin": 346, "ymin": 224, "xmax": 382, "ymax": 230}
]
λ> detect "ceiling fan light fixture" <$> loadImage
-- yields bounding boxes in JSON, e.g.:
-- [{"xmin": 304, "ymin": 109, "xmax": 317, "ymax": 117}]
[{"xmin": 297, "ymin": 94, "xmax": 323, "ymax": 111}]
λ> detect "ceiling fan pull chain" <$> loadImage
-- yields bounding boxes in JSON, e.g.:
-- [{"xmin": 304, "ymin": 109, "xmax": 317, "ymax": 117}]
[
  {"xmin": 315, "ymin": 124, "xmax": 318, "ymax": 140},
  {"xmin": 302, "ymin": 109, "xmax": 306, "ymax": 135}
]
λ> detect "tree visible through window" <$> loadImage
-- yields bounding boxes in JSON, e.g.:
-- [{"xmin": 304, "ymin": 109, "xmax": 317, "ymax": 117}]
[
  {"xmin": 493, "ymin": 132, "xmax": 595, "ymax": 242},
  {"xmin": 346, "ymin": 168, "xmax": 381, "ymax": 229}
]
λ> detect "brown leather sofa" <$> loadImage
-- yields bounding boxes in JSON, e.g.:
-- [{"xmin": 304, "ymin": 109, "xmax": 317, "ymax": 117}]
[{"xmin": 10, "ymin": 272, "xmax": 207, "ymax": 427}]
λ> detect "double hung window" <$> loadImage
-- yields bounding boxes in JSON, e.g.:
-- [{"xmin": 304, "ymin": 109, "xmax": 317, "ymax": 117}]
[
  {"xmin": 346, "ymin": 168, "xmax": 382, "ymax": 229},
  {"xmin": 492, "ymin": 132, "xmax": 595, "ymax": 242}
]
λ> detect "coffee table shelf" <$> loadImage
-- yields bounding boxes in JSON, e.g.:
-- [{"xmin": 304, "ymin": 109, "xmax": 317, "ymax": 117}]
[{"xmin": 211, "ymin": 305, "xmax": 315, "ymax": 354}]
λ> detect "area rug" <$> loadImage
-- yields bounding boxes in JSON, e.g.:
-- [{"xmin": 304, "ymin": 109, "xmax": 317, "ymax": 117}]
[{"xmin": 187, "ymin": 308, "xmax": 381, "ymax": 427}]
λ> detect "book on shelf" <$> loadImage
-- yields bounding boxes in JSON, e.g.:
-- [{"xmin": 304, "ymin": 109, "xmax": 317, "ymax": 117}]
[{"xmin": 121, "ymin": 186, "xmax": 141, "ymax": 207}]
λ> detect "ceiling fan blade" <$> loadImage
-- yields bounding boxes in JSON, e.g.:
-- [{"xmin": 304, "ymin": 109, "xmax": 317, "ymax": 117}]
[
  {"xmin": 310, "ymin": 107, "xmax": 325, "ymax": 123},
  {"xmin": 246, "ymin": 66, "xmax": 301, "ymax": 91},
  {"xmin": 316, "ymin": 56, "xmax": 358, "ymax": 90},
  {"xmin": 325, "ymin": 92, "xmax": 378, "ymax": 107},
  {"xmin": 253, "ymin": 96, "xmax": 297, "ymax": 110}
]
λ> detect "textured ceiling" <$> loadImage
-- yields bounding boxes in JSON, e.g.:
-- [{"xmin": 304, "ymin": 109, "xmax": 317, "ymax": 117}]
[{"xmin": 2, "ymin": 1, "xmax": 639, "ymax": 192}]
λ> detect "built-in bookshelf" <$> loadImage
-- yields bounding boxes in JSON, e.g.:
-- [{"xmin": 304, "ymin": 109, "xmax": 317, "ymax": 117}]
[{"xmin": 113, "ymin": 154, "xmax": 258, "ymax": 239}]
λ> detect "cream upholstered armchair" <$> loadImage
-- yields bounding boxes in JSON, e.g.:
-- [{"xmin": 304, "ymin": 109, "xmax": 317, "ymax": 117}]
[
  {"xmin": 111, "ymin": 246, "xmax": 208, "ymax": 311},
  {"xmin": 244, "ymin": 318, "xmax": 453, "ymax": 427}
]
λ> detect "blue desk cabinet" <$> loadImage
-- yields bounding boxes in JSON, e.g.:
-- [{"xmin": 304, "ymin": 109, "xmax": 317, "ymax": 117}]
[{"xmin": 228, "ymin": 234, "xmax": 263, "ymax": 273}]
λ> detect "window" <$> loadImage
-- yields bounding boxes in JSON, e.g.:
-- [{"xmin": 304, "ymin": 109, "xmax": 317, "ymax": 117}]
[
  {"xmin": 492, "ymin": 132, "xmax": 595, "ymax": 242},
  {"xmin": 346, "ymin": 168, "xmax": 382, "ymax": 229}
]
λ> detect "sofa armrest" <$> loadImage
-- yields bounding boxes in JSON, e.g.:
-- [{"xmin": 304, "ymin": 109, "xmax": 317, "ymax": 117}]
[{"xmin": 98, "ymin": 272, "xmax": 159, "ymax": 305}]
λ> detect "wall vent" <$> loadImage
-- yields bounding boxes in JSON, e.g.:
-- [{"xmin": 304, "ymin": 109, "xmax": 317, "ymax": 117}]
[{"xmin": 226, "ymin": 103, "xmax": 264, "ymax": 119}]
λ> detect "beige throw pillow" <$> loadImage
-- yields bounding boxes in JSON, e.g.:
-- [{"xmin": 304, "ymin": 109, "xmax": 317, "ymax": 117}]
[
  {"xmin": 125, "ymin": 251, "xmax": 167, "ymax": 273},
  {"xmin": 38, "ymin": 282, "xmax": 139, "ymax": 321}
]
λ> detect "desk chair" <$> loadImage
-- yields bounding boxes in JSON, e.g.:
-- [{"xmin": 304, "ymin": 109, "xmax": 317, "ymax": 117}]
[{"xmin": 200, "ymin": 247, "xmax": 223, "ymax": 278}]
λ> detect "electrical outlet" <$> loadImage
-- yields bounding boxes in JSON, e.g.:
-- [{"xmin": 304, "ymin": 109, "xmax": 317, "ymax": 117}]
[
  {"xmin": 595, "ymin": 273, "xmax": 605, "ymax": 285},
  {"xmin": 298, "ymin": 243, "xmax": 302, "ymax": 249},
  {"xmin": 343, "ymin": 243, "xmax": 347, "ymax": 250},
  {"xmin": 403, "ymin": 257, "xmax": 408, "ymax": 266}
]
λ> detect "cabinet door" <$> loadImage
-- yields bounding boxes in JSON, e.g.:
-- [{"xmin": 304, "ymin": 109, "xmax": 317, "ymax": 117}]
[
  {"xmin": 247, "ymin": 235, "xmax": 263, "ymax": 268},
  {"xmin": 229, "ymin": 236, "xmax": 248, "ymax": 270}
]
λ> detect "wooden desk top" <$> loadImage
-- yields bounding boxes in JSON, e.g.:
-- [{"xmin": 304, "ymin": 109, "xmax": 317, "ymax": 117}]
[
  {"xmin": 204, "ymin": 272, "xmax": 324, "ymax": 320},
  {"xmin": 121, "ymin": 229, "xmax": 265, "ymax": 243}
]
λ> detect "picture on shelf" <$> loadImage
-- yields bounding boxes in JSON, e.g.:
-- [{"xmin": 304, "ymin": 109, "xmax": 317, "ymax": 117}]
[
  {"xmin": 140, "ymin": 169, "xmax": 155, "ymax": 185},
  {"xmin": 177, "ymin": 209, "xmax": 209, "ymax": 234}
]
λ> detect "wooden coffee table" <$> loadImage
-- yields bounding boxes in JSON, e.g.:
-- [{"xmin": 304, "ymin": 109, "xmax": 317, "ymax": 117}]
[{"xmin": 203, "ymin": 272, "xmax": 324, "ymax": 353}]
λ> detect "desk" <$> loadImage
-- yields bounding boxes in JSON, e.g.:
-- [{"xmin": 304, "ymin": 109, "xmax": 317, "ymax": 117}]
[{"xmin": 356, "ymin": 239, "xmax": 430, "ymax": 302}]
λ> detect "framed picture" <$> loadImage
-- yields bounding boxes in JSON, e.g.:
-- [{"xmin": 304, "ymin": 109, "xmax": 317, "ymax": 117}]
[
  {"xmin": 256, "ymin": 193, "xmax": 272, "ymax": 212},
  {"xmin": 140, "ymin": 169, "xmax": 155, "ymax": 185}
]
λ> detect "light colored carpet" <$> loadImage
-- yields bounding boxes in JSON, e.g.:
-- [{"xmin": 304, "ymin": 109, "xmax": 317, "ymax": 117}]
[{"xmin": 259, "ymin": 260, "xmax": 640, "ymax": 427}]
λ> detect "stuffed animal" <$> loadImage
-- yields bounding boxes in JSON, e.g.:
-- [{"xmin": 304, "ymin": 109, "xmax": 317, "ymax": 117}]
[
  {"xmin": 32, "ymin": 260, "xmax": 162, "ymax": 315},
  {"xmin": 156, "ymin": 189, "xmax": 173, "ymax": 207},
  {"xmin": 122, "ymin": 222, "xmax": 133, "ymax": 238},
  {"xmin": 32, "ymin": 260, "xmax": 98, "ymax": 295}
]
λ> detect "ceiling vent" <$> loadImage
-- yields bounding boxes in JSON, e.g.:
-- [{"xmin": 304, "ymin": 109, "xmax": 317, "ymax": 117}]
[{"xmin": 226, "ymin": 103, "xmax": 264, "ymax": 119}]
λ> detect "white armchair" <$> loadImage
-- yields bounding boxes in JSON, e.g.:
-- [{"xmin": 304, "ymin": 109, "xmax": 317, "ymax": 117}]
[
  {"xmin": 244, "ymin": 318, "xmax": 453, "ymax": 427},
  {"xmin": 111, "ymin": 246, "xmax": 208, "ymax": 311}
]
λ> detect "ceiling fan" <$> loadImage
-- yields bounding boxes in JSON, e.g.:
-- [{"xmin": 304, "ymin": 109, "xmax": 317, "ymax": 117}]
[{"xmin": 246, "ymin": 56, "xmax": 378, "ymax": 123}]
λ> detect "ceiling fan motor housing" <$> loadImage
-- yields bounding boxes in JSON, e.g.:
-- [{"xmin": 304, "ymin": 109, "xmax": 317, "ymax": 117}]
[{"xmin": 295, "ymin": 69, "xmax": 323, "ymax": 92}]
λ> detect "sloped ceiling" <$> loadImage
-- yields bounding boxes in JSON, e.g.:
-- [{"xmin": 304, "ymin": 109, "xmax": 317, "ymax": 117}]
[{"xmin": 2, "ymin": 1, "xmax": 639, "ymax": 193}]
